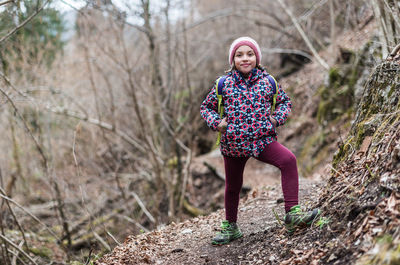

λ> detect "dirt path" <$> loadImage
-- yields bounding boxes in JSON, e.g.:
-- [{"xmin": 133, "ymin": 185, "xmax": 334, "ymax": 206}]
[{"xmin": 96, "ymin": 177, "xmax": 324, "ymax": 265}]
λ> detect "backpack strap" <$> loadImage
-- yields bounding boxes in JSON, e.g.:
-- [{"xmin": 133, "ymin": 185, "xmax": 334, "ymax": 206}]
[
  {"xmin": 215, "ymin": 75, "xmax": 227, "ymax": 118},
  {"xmin": 266, "ymin": 74, "xmax": 279, "ymax": 112},
  {"xmin": 215, "ymin": 75, "xmax": 227, "ymax": 147}
]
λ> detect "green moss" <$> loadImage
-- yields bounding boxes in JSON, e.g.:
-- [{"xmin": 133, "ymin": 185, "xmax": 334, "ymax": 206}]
[
  {"xmin": 388, "ymin": 84, "xmax": 396, "ymax": 98},
  {"xmin": 29, "ymin": 246, "xmax": 53, "ymax": 259},
  {"xmin": 328, "ymin": 67, "xmax": 341, "ymax": 87},
  {"xmin": 332, "ymin": 136, "xmax": 354, "ymax": 168}
]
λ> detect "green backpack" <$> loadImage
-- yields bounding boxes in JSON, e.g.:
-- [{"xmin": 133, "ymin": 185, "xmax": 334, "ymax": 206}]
[{"xmin": 214, "ymin": 74, "xmax": 279, "ymax": 146}]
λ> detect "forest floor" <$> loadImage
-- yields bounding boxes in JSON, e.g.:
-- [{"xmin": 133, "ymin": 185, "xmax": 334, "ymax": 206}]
[{"xmin": 96, "ymin": 176, "xmax": 325, "ymax": 265}]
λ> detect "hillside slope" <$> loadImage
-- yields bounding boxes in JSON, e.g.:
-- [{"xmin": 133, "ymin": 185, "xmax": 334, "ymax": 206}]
[
  {"xmin": 96, "ymin": 58, "xmax": 400, "ymax": 265},
  {"xmin": 95, "ymin": 51, "xmax": 399, "ymax": 265}
]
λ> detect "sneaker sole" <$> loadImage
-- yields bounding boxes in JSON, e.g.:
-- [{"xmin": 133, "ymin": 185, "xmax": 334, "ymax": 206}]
[
  {"xmin": 305, "ymin": 209, "xmax": 321, "ymax": 225},
  {"xmin": 286, "ymin": 209, "xmax": 322, "ymax": 234}
]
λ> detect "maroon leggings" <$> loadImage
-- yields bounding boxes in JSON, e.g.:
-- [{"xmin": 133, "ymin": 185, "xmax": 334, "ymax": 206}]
[{"xmin": 223, "ymin": 141, "xmax": 299, "ymax": 223}]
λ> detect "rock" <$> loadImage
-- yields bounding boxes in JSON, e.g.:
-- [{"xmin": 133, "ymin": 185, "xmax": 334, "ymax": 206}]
[
  {"xmin": 181, "ymin": 229, "xmax": 193, "ymax": 234},
  {"xmin": 171, "ymin": 248, "xmax": 184, "ymax": 253},
  {"xmin": 380, "ymin": 173, "xmax": 399, "ymax": 192}
]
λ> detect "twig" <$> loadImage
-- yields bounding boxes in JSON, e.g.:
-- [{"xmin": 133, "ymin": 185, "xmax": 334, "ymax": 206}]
[
  {"xmin": 272, "ymin": 208, "xmax": 283, "ymax": 227},
  {"xmin": 117, "ymin": 214, "xmax": 149, "ymax": 233},
  {"xmin": 11, "ymin": 241, "xmax": 23, "ymax": 265},
  {"xmin": 84, "ymin": 249, "xmax": 93, "ymax": 265},
  {"xmin": 0, "ymin": 0, "xmax": 50, "ymax": 44},
  {"xmin": 371, "ymin": 0, "xmax": 390, "ymax": 58},
  {"xmin": 383, "ymin": 0, "xmax": 400, "ymax": 30},
  {"xmin": 130, "ymin": 192, "xmax": 156, "ymax": 223},
  {"xmin": 0, "ymin": 0, "xmax": 13, "ymax": 7},
  {"xmin": 0, "ymin": 188, "xmax": 59, "ymax": 240},
  {"xmin": 0, "ymin": 234, "xmax": 38, "ymax": 265},
  {"xmin": 388, "ymin": 43, "xmax": 400, "ymax": 59},
  {"xmin": 0, "ymin": 188, "xmax": 29, "ymax": 253},
  {"xmin": 46, "ymin": 106, "xmax": 147, "ymax": 154},
  {"xmin": 365, "ymin": 164, "xmax": 376, "ymax": 179},
  {"xmin": 203, "ymin": 161, "xmax": 225, "ymax": 181},
  {"xmin": 323, "ymin": 177, "xmax": 359, "ymax": 207},
  {"xmin": 106, "ymin": 230, "xmax": 122, "ymax": 246},
  {"xmin": 93, "ymin": 232, "xmax": 111, "ymax": 251},
  {"xmin": 7, "ymin": 249, "xmax": 27, "ymax": 265}
]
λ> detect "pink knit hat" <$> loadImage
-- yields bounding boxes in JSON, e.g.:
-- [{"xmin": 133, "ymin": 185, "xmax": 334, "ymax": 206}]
[{"xmin": 228, "ymin": 37, "xmax": 262, "ymax": 66}]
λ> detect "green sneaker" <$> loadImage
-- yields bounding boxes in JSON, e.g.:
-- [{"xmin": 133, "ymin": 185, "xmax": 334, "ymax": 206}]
[
  {"xmin": 212, "ymin": 220, "xmax": 243, "ymax": 245},
  {"xmin": 284, "ymin": 205, "xmax": 321, "ymax": 234}
]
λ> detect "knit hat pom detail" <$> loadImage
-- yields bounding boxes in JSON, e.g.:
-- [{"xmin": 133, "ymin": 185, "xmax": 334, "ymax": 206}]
[{"xmin": 228, "ymin": 37, "xmax": 262, "ymax": 66}]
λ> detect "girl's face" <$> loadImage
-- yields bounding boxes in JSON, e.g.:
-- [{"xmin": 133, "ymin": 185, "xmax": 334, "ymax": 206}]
[{"xmin": 233, "ymin": 45, "xmax": 257, "ymax": 76}]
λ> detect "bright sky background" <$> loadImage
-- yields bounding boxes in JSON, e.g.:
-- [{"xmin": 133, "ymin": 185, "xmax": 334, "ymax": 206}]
[{"xmin": 54, "ymin": 0, "xmax": 189, "ymax": 29}]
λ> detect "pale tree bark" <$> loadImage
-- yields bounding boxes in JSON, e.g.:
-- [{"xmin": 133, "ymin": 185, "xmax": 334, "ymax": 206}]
[
  {"xmin": 329, "ymin": 0, "xmax": 336, "ymax": 57},
  {"xmin": 370, "ymin": 0, "xmax": 396, "ymax": 58}
]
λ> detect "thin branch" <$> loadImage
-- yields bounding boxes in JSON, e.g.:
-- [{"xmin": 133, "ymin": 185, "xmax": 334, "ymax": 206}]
[
  {"xmin": 0, "ymin": 0, "xmax": 13, "ymax": 7},
  {"xmin": 261, "ymin": 48, "xmax": 313, "ymax": 61},
  {"xmin": 130, "ymin": 192, "xmax": 155, "ymax": 223},
  {"xmin": 106, "ymin": 230, "xmax": 122, "ymax": 246},
  {"xmin": 0, "ymin": 234, "xmax": 38, "ymax": 265},
  {"xmin": 93, "ymin": 232, "xmax": 111, "ymax": 251},
  {"xmin": 0, "ymin": 188, "xmax": 59, "ymax": 240},
  {"xmin": 388, "ymin": 43, "xmax": 400, "ymax": 59},
  {"xmin": 0, "ymin": 0, "xmax": 50, "ymax": 44},
  {"xmin": 0, "ymin": 83, "xmax": 48, "ymax": 167},
  {"xmin": 11, "ymin": 241, "xmax": 23, "ymax": 265},
  {"xmin": 276, "ymin": 0, "xmax": 330, "ymax": 70},
  {"xmin": 371, "ymin": 0, "xmax": 389, "ymax": 58},
  {"xmin": 0, "ymin": 188, "xmax": 29, "ymax": 254},
  {"xmin": 117, "ymin": 214, "xmax": 149, "ymax": 233},
  {"xmin": 45, "ymin": 106, "xmax": 147, "ymax": 154}
]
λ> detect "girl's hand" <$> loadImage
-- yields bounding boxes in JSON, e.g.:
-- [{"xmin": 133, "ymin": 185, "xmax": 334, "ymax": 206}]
[{"xmin": 217, "ymin": 118, "xmax": 228, "ymax": 132}]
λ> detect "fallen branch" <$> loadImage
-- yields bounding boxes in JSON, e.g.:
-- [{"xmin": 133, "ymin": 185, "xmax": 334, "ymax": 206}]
[
  {"xmin": 183, "ymin": 199, "xmax": 206, "ymax": 217},
  {"xmin": 203, "ymin": 161, "xmax": 225, "ymax": 181},
  {"xmin": 0, "ymin": 234, "xmax": 38, "ymax": 265},
  {"xmin": 0, "ymin": 188, "xmax": 59, "ymax": 240},
  {"xmin": 130, "ymin": 192, "xmax": 156, "ymax": 223},
  {"xmin": 11, "ymin": 241, "xmax": 23, "ymax": 265},
  {"xmin": 117, "ymin": 214, "xmax": 149, "ymax": 233},
  {"xmin": 46, "ymin": 106, "xmax": 146, "ymax": 154}
]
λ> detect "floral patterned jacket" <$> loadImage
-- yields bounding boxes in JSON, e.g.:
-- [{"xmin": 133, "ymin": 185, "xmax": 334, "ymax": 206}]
[{"xmin": 200, "ymin": 68, "xmax": 292, "ymax": 157}]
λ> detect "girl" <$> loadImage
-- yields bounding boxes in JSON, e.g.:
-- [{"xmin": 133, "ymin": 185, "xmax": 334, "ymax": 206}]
[{"xmin": 200, "ymin": 37, "xmax": 320, "ymax": 245}]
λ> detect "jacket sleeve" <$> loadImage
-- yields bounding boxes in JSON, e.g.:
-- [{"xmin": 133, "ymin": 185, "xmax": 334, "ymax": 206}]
[
  {"xmin": 271, "ymin": 84, "xmax": 292, "ymax": 127},
  {"xmin": 200, "ymin": 84, "xmax": 221, "ymax": 131}
]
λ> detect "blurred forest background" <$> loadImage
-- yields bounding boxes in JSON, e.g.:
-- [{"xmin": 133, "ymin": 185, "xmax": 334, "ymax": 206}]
[{"xmin": 0, "ymin": 0, "xmax": 399, "ymax": 264}]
